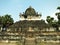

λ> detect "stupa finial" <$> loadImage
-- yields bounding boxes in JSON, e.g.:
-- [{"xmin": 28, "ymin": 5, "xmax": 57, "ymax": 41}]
[{"xmin": 29, "ymin": 6, "xmax": 32, "ymax": 8}]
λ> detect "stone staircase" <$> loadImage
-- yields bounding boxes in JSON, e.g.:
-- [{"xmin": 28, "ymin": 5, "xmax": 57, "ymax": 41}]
[{"xmin": 25, "ymin": 38, "xmax": 35, "ymax": 45}]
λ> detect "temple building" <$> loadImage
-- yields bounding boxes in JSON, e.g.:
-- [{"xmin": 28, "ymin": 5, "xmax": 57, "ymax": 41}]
[
  {"xmin": 0, "ymin": 6, "xmax": 60, "ymax": 45},
  {"xmin": 20, "ymin": 6, "xmax": 41, "ymax": 21}
]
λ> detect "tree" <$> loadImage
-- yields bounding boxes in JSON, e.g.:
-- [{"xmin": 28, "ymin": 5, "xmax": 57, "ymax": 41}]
[
  {"xmin": 0, "ymin": 16, "xmax": 2, "ymax": 24},
  {"xmin": 54, "ymin": 6, "xmax": 60, "ymax": 31},
  {"xmin": 0, "ymin": 16, "xmax": 2, "ymax": 29},
  {"xmin": 0, "ymin": 14, "xmax": 14, "ymax": 31},
  {"xmin": 57, "ymin": 7, "xmax": 60, "ymax": 10},
  {"xmin": 46, "ymin": 16, "xmax": 54, "ymax": 24},
  {"xmin": 46, "ymin": 15, "xmax": 60, "ymax": 31},
  {"xmin": 55, "ymin": 7, "xmax": 60, "ymax": 24},
  {"xmin": 46, "ymin": 7, "xmax": 60, "ymax": 31},
  {"xmin": 3, "ymin": 14, "xmax": 14, "ymax": 28}
]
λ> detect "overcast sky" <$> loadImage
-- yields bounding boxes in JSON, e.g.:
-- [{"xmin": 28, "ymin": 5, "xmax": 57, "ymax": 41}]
[{"xmin": 0, "ymin": 0, "xmax": 60, "ymax": 22}]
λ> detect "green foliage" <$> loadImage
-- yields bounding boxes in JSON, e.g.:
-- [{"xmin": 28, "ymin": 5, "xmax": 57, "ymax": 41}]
[
  {"xmin": 55, "ymin": 12, "xmax": 60, "ymax": 21},
  {"xmin": 55, "ymin": 7, "xmax": 60, "ymax": 24},
  {"xmin": 0, "ymin": 14, "xmax": 14, "ymax": 28},
  {"xmin": 0, "ymin": 16, "xmax": 2, "ymax": 24},
  {"xmin": 46, "ymin": 6, "xmax": 60, "ymax": 31},
  {"xmin": 57, "ymin": 7, "xmax": 60, "ymax": 10},
  {"xmin": 46, "ymin": 16, "xmax": 54, "ymax": 24}
]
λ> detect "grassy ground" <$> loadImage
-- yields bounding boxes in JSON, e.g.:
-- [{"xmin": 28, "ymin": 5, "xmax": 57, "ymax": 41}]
[
  {"xmin": 37, "ymin": 42, "xmax": 60, "ymax": 45},
  {"xmin": 0, "ymin": 41, "xmax": 23, "ymax": 45},
  {"xmin": 0, "ymin": 41, "xmax": 60, "ymax": 45},
  {"xmin": 0, "ymin": 42, "xmax": 17, "ymax": 45}
]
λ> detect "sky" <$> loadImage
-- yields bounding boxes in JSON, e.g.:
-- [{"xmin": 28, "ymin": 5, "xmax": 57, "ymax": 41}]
[{"xmin": 0, "ymin": 0, "xmax": 60, "ymax": 22}]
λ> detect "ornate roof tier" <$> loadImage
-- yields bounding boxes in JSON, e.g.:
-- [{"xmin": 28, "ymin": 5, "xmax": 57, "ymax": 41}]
[
  {"xmin": 20, "ymin": 6, "xmax": 41, "ymax": 16},
  {"xmin": 25, "ymin": 6, "xmax": 36, "ymax": 15},
  {"xmin": 19, "ymin": 6, "xmax": 41, "ymax": 20}
]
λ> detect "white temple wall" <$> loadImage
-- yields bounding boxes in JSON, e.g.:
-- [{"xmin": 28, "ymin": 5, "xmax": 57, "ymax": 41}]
[{"xmin": 20, "ymin": 15, "xmax": 41, "ymax": 21}]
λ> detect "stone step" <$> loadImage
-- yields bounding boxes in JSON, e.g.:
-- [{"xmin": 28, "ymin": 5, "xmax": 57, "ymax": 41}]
[{"xmin": 25, "ymin": 38, "xmax": 35, "ymax": 45}]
